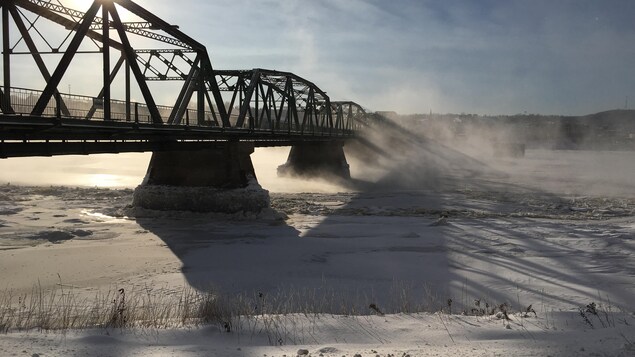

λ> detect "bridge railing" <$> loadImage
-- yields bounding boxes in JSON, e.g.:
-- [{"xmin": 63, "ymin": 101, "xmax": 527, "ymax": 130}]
[
  {"xmin": 2, "ymin": 86, "xmax": 359, "ymax": 137},
  {"xmin": 2, "ymin": 87, "xmax": 368, "ymax": 137},
  {"xmin": 4, "ymin": 83, "xmax": 356, "ymax": 133},
  {"xmin": 4, "ymin": 87, "xmax": 222, "ymax": 126}
]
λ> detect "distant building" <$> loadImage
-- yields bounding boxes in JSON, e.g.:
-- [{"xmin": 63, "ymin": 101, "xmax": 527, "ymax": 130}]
[{"xmin": 376, "ymin": 111, "xmax": 399, "ymax": 120}]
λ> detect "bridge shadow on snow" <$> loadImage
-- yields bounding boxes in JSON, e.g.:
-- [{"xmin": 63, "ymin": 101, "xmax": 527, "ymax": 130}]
[
  {"xmin": 136, "ymin": 128, "xmax": 635, "ymax": 315},
  {"xmin": 335, "ymin": 130, "xmax": 635, "ymax": 313}
]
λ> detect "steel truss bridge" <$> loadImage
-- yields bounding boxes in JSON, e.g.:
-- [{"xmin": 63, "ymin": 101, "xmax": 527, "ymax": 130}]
[{"xmin": 0, "ymin": 0, "xmax": 372, "ymax": 158}]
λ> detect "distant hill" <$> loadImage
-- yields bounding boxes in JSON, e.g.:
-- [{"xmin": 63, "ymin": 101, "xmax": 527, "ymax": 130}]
[
  {"xmin": 579, "ymin": 109, "xmax": 635, "ymax": 121},
  {"xmin": 555, "ymin": 110, "xmax": 635, "ymax": 150},
  {"xmin": 396, "ymin": 109, "xmax": 635, "ymax": 151},
  {"xmin": 575, "ymin": 109, "xmax": 635, "ymax": 129}
]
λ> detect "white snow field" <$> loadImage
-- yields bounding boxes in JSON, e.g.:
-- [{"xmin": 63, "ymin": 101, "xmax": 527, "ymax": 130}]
[{"xmin": 0, "ymin": 147, "xmax": 634, "ymax": 356}]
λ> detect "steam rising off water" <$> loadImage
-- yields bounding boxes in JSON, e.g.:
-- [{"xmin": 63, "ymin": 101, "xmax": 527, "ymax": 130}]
[{"xmin": 0, "ymin": 134, "xmax": 635, "ymax": 199}]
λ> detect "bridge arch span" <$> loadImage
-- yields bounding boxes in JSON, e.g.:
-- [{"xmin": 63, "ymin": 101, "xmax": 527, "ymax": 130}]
[
  {"xmin": 330, "ymin": 101, "xmax": 369, "ymax": 131},
  {"xmin": 215, "ymin": 69, "xmax": 344, "ymax": 135}
]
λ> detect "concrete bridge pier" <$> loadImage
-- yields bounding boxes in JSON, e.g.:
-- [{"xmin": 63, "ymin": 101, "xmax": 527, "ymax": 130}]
[
  {"xmin": 133, "ymin": 142, "xmax": 270, "ymax": 213},
  {"xmin": 277, "ymin": 141, "xmax": 350, "ymax": 179}
]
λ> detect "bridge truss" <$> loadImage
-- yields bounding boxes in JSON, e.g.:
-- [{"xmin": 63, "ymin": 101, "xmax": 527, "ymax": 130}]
[{"xmin": 0, "ymin": 0, "xmax": 370, "ymax": 157}]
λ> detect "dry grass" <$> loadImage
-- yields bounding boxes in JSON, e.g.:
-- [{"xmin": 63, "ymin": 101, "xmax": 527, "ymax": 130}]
[
  {"xmin": 2, "ymin": 279, "xmax": 624, "ymax": 340},
  {"xmin": 0, "ymin": 281, "xmax": 447, "ymax": 333},
  {"xmin": 0, "ymin": 283, "xmax": 224, "ymax": 333}
]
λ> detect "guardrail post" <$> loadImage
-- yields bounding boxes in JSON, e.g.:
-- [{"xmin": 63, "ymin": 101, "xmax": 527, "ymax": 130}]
[
  {"xmin": 55, "ymin": 92, "xmax": 61, "ymax": 119},
  {"xmin": 134, "ymin": 102, "xmax": 139, "ymax": 124}
]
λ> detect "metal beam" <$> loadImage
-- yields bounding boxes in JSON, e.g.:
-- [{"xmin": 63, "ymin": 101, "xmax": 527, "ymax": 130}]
[
  {"xmin": 86, "ymin": 54, "xmax": 125, "ymax": 120},
  {"xmin": 203, "ymin": 90, "xmax": 219, "ymax": 126},
  {"xmin": 93, "ymin": 24, "xmax": 190, "ymax": 49},
  {"xmin": 236, "ymin": 70, "xmax": 260, "ymax": 128},
  {"xmin": 13, "ymin": 0, "xmax": 124, "ymax": 52},
  {"xmin": 25, "ymin": 0, "xmax": 95, "ymax": 22},
  {"xmin": 17, "ymin": 0, "xmax": 187, "ymax": 49},
  {"xmin": 2, "ymin": 4, "xmax": 13, "ymax": 114},
  {"xmin": 8, "ymin": 5, "xmax": 70, "ymax": 116},
  {"xmin": 201, "ymin": 55, "xmax": 228, "ymax": 126},
  {"xmin": 31, "ymin": 1, "xmax": 101, "ymax": 116},
  {"xmin": 90, "ymin": 21, "xmax": 158, "ymax": 30},
  {"xmin": 197, "ymin": 74, "xmax": 204, "ymax": 125},
  {"xmin": 0, "ymin": 138, "xmax": 342, "ymax": 158},
  {"xmin": 0, "ymin": 87, "xmax": 6, "ymax": 113},
  {"xmin": 168, "ymin": 60, "xmax": 200, "ymax": 125},
  {"xmin": 125, "ymin": 58, "xmax": 130, "ymax": 121},
  {"xmin": 102, "ymin": 3, "xmax": 111, "ymax": 120},
  {"xmin": 112, "ymin": 0, "xmax": 204, "ymax": 51},
  {"xmin": 108, "ymin": 3, "xmax": 162, "ymax": 124}
]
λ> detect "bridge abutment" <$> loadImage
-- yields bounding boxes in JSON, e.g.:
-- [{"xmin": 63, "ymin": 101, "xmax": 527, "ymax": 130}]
[
  {"xmin": 133, "ymin": 142, "xmax": 270, "ymax": 213},
  {"xmin": 277, "ymin": 141, "xmax": 351, "ymax": 179}
]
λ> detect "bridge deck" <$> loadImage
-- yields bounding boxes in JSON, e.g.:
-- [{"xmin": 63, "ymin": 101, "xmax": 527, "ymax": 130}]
[{"xmin": 0, "ymin": 112, "xmax": 352, "ymax": 158}]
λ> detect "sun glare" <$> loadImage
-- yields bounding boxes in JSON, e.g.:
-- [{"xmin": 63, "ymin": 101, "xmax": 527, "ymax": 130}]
[
  {"xmin": 63, "ymin": 0, "xmax": 136, "ymax": 21},
  {"xmin": 88, "ymin": 173, "xmax": 121, "ymax": 187},
  {"xmin": 64, "ymin": 0, "xmax": 92, "ymax": 11}
]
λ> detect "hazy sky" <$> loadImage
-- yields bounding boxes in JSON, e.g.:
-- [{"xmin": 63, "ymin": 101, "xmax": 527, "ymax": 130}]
[{"xmin": 15, "ymin": 0, "xmax": 635, "ymax": 115}]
